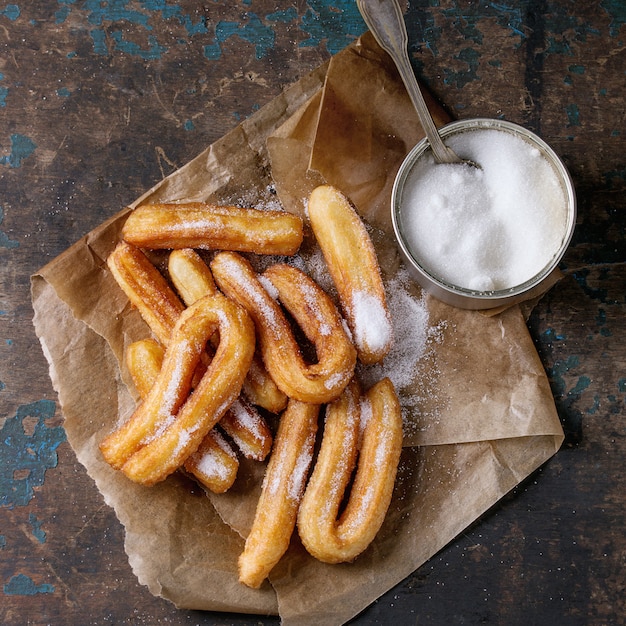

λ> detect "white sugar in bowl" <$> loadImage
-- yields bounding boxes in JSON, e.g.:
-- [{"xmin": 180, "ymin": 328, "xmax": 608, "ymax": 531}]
[{"xmin": 391, "ymin": 118, "xmax": 576, "ymax": 309}]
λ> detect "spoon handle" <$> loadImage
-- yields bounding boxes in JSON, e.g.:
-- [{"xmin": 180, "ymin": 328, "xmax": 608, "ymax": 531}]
[{"xmin": 357, "ymin": 0, "xmax": 462, "ymax": 164}]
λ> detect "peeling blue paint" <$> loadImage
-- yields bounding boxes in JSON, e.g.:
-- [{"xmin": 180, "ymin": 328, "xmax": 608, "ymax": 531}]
[
  {"xmin": 566, "ymin": 103, "xmax": 581, "ymax": 127},
  {"xmin": 569, "ymin": 375, "xmax": 591, "ymax": 397},
  {"xmin": 53, "ymin": 0, "xmax": 367, "ymax": 60},
  {"xmin": 441, "ymin": 7, "xmax": 484, "ymax": 45},
  {"xmin": 0, "ymin": 134, "xmax": 37, "ymax": 168},
  {"xmin": 1, "ymin": 4, "xmax": 19, "ymax": 21},
  {"xmin": 572, "ymin": 269, "xmax": 610, "ymax": 303},
  {"xmin": 204, "ymin": 13, "xmax": 275, "ymax": 60},
  {"xmin": 267, "ymin": 7, "xmax": 298, "ymax": 24},
  {"xmin": 549, "ymin": 355, "xmax": 580, "ymax": 397},
  {"xmin": 110, "ymin": 30, "xmax": 166, "ymax": 59},
  {"xmin": 444, "ymin": 47, "xmax": 480, "ymax": 88},
  {"xmin": 586, "ymin": 394, "xmax": 600, "ymax": 415},
  {"xmin": 0, "ymin": 73, "xmax": 7, "ymax": 108},
  {"xmin": 4, "ymin": 573, "xmax": 54, "ymax": 596},
  {"xmin": 542, "ymin": 327, "xmax": 567, "ymax": 342},
  {"xmin": 57, "ymin": 0, "xmax": 208, "ymax": 55},
  {"xmin": 29, "ymin": 514, "xmax": 46, "ymax": 544},
  {"xmin": 83, "ymin": 0, "xmax": 151, "ymax": 28},
  {"xmin": 0, "ymin": 400, "xmax": 65, "ymax": 509},
  {"xmin": 299, "ymin": 0, "xmax": 365, "ymax": 54},
  {"xmin": 601, "ymin": 0, "xmax": 626, "ymax": 37}
]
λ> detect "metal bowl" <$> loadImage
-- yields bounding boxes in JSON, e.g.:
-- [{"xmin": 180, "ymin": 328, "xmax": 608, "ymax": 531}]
[{"xmin": 391, "ymin": 118, "xmax": 577, "ymax": 310}]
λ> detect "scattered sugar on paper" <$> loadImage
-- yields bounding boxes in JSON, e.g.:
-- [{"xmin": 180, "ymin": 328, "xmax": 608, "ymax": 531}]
[
  {"xmin": 226, "ymin": 184, "xmax": 286, "ymax": 213},
  {"xmin": 359, "ymin": 268, "xmax": 441, "ymax": 399}
]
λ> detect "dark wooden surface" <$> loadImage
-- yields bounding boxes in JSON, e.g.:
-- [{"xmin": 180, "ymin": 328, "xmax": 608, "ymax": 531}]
[{"xmin": 1, "ymin": 1, "xmax": 624, "ymax": 624}]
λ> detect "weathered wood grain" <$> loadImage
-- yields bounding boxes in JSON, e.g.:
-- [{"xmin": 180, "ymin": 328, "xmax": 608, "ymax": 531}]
[{"xmin": 1, "ymin": 1, "xmax": 624, "ymax": 624}]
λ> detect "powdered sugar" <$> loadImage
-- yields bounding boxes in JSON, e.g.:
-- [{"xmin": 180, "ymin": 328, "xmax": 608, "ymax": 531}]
[
  {"xmin": 257, "ymin": 274, "xmax": 279, "ymax": 300},
  {"xmin": 349, "ymin": 290, "xmax": 392, "ymax": 356},
  {"xmin": 287, "ymin": 437, "xmax": 314, "ymax": 501},
  {"xmin": 193, "ymin": 432, "xmax": 237, "ymax": 481},
  {"xmin": 266, "ymin": 439, "xmax": 313, "ymax": 503}
]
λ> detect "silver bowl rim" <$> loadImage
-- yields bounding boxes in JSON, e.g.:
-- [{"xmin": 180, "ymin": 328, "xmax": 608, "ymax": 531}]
[{"xmin": 391, "ymin": 117, "xmax": 577, "ymax": 309}]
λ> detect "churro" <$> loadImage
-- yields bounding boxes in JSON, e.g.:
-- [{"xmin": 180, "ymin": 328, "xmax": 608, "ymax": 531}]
[
  {"xmin": 125, "ymin": 337, "xmax": 239, "ymax": 493},
  {"xmin": 297, "ymin": 377, "xmax": 403, "ymax": 563},
  {"xmin": 107, "ymin": 241, "xmax": 184, "ymax": 345},
  {"xmin": 238, "ymin": 399, "xmax": 319, "ymax": 588},
  {"xmin": 307, "ymin": 185, "xmax": 393, "ymax": 364},
  {"xmin": 167, "ymin": 248, "xmax": 287, "ymax": 413},
  {"xmin": 100, "ymin": 292, "xmax": 255, "ymax": 485},
  {"xmin": 123, "ymin": 202, "xmax": 304, "ymax": 256},
  {"xmin": 211, "ymin": 252, "xmax": 356, "ymax": 404}
]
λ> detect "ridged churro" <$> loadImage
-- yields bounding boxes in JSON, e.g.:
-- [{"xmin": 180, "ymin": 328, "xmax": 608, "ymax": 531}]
[
  {"xmin": 297, "ymin": 377, "xmax": 403, "ymax": 563},
  {"xmin": 123, "ymin": 202, "xmax": 304, "ymax": 256},
  {"xmin": 107, "ymin": 241, "xmax": 184, "ymax": 345},
  {"xmin": 100, "ymin": 293, "xmax": 255, "ymax": 485},
  {"xmin": 238, "ymin": 399, "xmax": 319, "ymax": 588},
  {"xmin": 211, "ymin": 252, "xmax": 356, "ymax": 404},
  {"xmin": 307, "ymin": 185, "xmax": 393, "ymax": 365},
  {"xmin": 167, "ymin": 248, "xmax": 287, "ymax": 413},
  {"xmin": 125, "ymin": 337, "xmax": 240, "ymax": 493}
]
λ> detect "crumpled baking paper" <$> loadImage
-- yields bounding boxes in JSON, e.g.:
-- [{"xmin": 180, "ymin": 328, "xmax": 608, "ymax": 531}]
[{"xmin": 31, "ymin": 33, "xmax": 564, "ymax": 625}]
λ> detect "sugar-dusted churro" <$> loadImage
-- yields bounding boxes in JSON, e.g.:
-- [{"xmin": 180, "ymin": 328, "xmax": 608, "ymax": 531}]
[
  {"xmin": 307, "ymin": 185, "xmax": 393, "ymax": 364},
  {"xmin": 125, "ymin": 336, "xmax": 240, "ymax": 493},
  {"xmin": 297, "ymin": 377, "xmax": 403, "ymax": 563},
  {"xmin": 238, "ymin": 399, "xmax": 319, "ymax": 588},
  {"xmin": 211, "ymin": 252, "xmax": 356, "ymax": 404},
  {"xmin": 107, "ymin": 241, "xmax": 184, "ymax": 345},
  {"xmin": 100, "ymin": 292, "xmax": 255, "ymax": 485},
  {"xmin": 167, "ymin": 248, "xmax": 287, "ymax": 413},
  {"xmin": 219, "ymin": 397, "xmax": 273, "ymax": 462},
  {"xmin": 123, "ymin": 202, "xmax": 304, "ymax": 256}
]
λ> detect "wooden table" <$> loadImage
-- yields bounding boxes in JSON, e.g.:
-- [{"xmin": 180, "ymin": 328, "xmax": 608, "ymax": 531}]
[{"xmin": 1, "ymin": 2, "xmax": 624, "ymax": 624}]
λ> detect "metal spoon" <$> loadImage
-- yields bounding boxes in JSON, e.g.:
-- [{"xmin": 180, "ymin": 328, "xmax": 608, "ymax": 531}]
[{"xmin": 357, "ymin": 0, "xmax": 472, "ymax": 166}]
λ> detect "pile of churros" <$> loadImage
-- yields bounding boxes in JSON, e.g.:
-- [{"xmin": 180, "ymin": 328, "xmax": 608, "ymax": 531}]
[{"xmin": 100, "ymin": 184, "xmax": 403, "ymax": 588}]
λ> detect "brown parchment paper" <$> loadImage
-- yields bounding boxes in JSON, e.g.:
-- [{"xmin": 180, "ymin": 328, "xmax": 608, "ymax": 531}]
[{"xmin": 31, "ymin": 33, "xmax": 564, "ymax": 625}]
